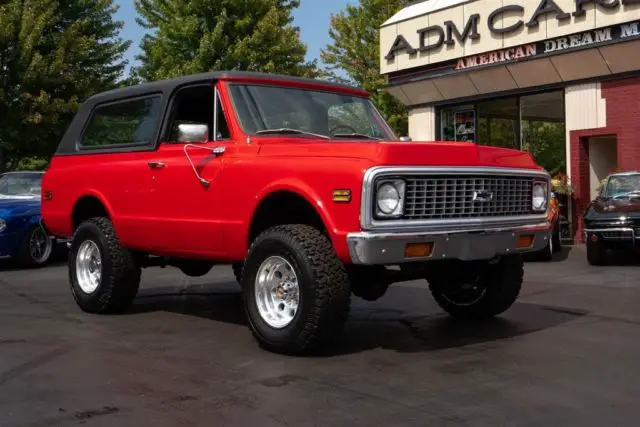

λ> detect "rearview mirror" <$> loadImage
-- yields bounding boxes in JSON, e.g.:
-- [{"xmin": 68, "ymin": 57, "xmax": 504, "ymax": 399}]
[
  {"xmin": 399, "ymin": 136, "xmax": 412, "ymax": 142},
  {"xmin": 178, "ymin": 124, "xmax": 209, "ymax": 143}
]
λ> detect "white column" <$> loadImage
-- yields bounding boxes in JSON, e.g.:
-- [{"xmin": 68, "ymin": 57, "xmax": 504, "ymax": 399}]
[
  {"xmin": 564, "ymin": 83, "xmax": 607, "ymax": 182},
  {"xmin": 408, "ymin": 106, "xmax": 436, "ymax": 141}
]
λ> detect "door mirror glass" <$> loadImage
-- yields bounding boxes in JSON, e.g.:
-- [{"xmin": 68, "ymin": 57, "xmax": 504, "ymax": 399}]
[{"xmin": 177, "ymin": 124, "xmax": 209, "ymax": 143}]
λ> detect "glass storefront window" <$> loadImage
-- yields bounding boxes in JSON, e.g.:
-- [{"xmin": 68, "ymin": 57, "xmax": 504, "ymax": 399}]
[
  {"xmin": 437, "ymin": 90, "xmax": 565, "ymax": 174},
  {"xmin": 520, "ymin": 91, "xmax": 566, "ymax": 176},
  {"xmin": 440, "ymin": 104, "xmax": 475, "ymax": 141},
  {"xmin": 476, "ymin": 97, "xmax": 519, "ymax": 149}
]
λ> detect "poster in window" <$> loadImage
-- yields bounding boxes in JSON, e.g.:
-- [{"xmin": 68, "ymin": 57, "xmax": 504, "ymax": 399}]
[{"xmin": 454, "ymin": 110, "xmax": 475, "ymax": 142}]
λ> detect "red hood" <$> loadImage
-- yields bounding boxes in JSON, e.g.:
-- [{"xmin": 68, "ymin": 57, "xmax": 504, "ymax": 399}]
[{"xmin": 257, "ymin": 139, "xmax": 543, "ymax": 170}]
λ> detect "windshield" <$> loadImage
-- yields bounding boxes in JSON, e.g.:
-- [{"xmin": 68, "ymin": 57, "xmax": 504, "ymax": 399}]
[
  {"xmin": 228, "ymin": 84, "xmax": 397, "ymax": 141},
  {"xmin": 0, "ymin": 173, "xmax": 43, "ymax": 199},
  {"xmin": 604, "ymin": 174, "xmax": 640, "ymax": 198}
]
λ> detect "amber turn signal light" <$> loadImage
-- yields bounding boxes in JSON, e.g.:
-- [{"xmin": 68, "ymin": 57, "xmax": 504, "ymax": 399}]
[
  {"xmin": 404, "ymin": 242, "xmax": 433, "ymax": 258},
  {"xmin": 332, "ymin": 189, "xmax": 351, "ymax": 203},
  {"xmin": 516, "ymin": 234, "xmax": 535, "ymax": 249}
]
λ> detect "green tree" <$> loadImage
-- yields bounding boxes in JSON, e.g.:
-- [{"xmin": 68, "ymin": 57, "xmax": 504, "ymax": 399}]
[
  {"xmin": 321, "ymin": 0, "xmax": 410, "ymax": 136},
  {"xmin": 133, "ymin": 0, "xmax": 318, "ymax": 81},
  {"xmin": 0, "ymin": 0, "xmax": 131, "ymax": 172}
]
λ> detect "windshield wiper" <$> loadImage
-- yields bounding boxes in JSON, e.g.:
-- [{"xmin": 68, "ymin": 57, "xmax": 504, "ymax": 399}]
[
  {"xmin": 332, "ymin": 133, "xmax": 381, "ymax": 140},
  {"xmin": 254, "ymin": 128, "xmax": 330, "ymax": 140}
]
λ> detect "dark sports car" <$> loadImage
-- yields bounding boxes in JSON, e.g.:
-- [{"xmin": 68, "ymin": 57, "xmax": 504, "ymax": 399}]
[
  {"xmin": 0, "ymin": 171, "xmax": 65, "ymax": 267},
  {"xmin": 583, "ymin": 171, "xmax": 640, "ymax": 265}
]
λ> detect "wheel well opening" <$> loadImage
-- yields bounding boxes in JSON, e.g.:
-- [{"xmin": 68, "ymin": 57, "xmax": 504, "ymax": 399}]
[
  {"xmin": 72, "ymin": 196, "xmax": 109, "ymax": 231},
  {"xmin": 249, "ymin": 191, "xmax": 327, "ymax": 244}
]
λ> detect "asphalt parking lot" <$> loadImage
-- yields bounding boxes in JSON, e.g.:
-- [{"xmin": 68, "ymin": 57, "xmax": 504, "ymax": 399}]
[{"xmin": 1, "ymin": 246, "xmax": 639, "ymax": 427}]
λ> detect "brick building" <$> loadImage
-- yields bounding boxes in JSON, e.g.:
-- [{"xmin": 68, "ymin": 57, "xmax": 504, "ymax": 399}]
[{"xmin": 379, "ymin": 0, "xmax": 640, "ymax": 242}]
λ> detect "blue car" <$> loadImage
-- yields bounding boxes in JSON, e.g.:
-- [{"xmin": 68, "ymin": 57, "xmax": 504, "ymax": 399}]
[{"xmin": 0, "ymin": 171, "xmax": 61, "ymax": 267}]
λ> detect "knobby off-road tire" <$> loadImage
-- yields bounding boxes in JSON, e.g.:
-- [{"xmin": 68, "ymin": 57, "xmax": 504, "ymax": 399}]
[
  {"xmin": 241, "ymin": 225, "xmax": 351, "ymax": 355},
  {"xmin": 426, "ymin": 254, "xmax": 523, "ymax": 320},
  {"xmin": 69, "ymin": 217, "xmax": 141, "ymax": 314}
]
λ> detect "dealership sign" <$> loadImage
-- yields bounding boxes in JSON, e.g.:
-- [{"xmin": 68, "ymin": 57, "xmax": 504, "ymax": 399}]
[
  {"xmin": 454, "ymin": 21, "xmax": 639, "ymax": 70},
  {"xmin": 385, "ymin": 0, "xmax": 640, "ymax": 61}
]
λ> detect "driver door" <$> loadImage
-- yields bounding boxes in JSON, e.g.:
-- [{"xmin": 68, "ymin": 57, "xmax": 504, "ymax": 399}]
[{"xmin": 143, "ymin": 83, "xmax": 232, "ymax": 258}]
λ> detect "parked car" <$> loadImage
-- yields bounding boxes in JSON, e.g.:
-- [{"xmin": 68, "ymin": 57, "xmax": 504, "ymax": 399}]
[
  {"xmin": 583, "ymin": 171, "xmax": 640, "ymax": 265},
  {"xmin": 41, "ymin": 71, "xmax": 552, "ymax": 355},
  {"xmin": 0, "ymin": 171, "xmax": 59, "ymax": 267},
  {"xmin": 534, "ymin": 192, "xmax": 562, "ymax": 260}
]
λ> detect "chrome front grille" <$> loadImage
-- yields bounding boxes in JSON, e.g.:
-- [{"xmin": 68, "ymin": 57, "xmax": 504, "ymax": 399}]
[
  {"xmin": 401, "ymin": 175, "xmax": 534, "ymax": 220},
  {"xmin": 602, "ymin": 230, "xmax": 634, "ymax": 240}
]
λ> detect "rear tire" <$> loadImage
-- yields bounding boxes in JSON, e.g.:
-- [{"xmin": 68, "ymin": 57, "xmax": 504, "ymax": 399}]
[
  {"xmin": 15, "ymin": 224, "xmax": 53, "ymax": 268},
  {"xmin": 242, "ymin": 225, "xmax": 351, "ymax": 355},
  {"xmin": 69, "ymin": 217, "xmax": 141, "ymax": 314},
  {"xmin": 426, "ymin": 255, "xmax": 523, "ymax": 319}
]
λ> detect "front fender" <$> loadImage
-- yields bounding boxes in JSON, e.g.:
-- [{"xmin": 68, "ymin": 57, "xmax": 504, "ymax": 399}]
[{"xmin": 252, "ymin": 178, "xmax": 339, "ymax": 234}]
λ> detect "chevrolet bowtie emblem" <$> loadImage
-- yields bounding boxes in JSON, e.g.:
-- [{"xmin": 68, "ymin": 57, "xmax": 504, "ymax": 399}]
[{"xmin": 473, "ymin": 190, "xmax": 493, "ymax": 202}]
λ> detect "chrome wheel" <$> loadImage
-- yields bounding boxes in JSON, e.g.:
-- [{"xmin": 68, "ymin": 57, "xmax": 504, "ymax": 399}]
[
  {"xmin": 254, "ymin": 256, "xmax": 300, "ymax": 329},
  {"xmin": 76, "ymin": 240, "xmax": 102, "ymax": 294},
  {"xmin": 29, "ymin": 226, "xmax": 52, "ymax": 264}
]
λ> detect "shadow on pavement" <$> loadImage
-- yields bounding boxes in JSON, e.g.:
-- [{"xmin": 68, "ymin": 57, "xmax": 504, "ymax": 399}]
[
  {"xmin": 125, "ymin": 284, "xmax": 587, "ymax": 356},
  {"xmin": 523, "ymin": 246, "xmax": 572, "ymax": 263}
]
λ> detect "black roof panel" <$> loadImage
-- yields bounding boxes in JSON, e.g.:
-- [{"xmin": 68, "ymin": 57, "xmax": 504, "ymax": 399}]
[{"xmin": 87, "ymin": 71, "xmax": 366, "ymax": 104}]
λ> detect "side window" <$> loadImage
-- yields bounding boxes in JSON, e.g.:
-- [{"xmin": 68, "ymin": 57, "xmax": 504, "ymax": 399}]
[
  {"xmin": 165, "ymin": 85, "xmax": 231, "ymax": 142},
  {"xmin": 81, "ymin": 96, "xmax": 161, "ymax": 147}
]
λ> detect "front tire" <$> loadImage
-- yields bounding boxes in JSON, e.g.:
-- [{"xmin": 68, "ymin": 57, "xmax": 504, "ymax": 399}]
[
  {"xmin": 242, "ymin": 225, "xmax": 351, "ymax": 355},
  {"xmin": 586, "ymin": 239, "xmax": 606, "ymax": 266},
  {"xmin": 426, "ymin": 255, "xmax": 523, "ymax": 319},
  {"xmin": 69, "ymin": 217, "xmax": 141, "ymax": 314}
]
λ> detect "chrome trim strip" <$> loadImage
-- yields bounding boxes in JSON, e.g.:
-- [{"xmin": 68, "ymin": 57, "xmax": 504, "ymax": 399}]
[
  {"xmin": 585, "ymin": 227, "xmax": 639, "ymax": 239},
  {"xmin": 360, "ymin": 166, "xmax": 551, "ymax": 231}
]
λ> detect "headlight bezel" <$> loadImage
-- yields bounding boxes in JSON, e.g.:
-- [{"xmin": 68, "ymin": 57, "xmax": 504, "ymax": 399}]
[
  {"xmin": 532, "ymin": 180, "xmax": 549, "ymax": 213},
  {"xmin": 374, "ymin": 178, "xmax": 406, "ymax": 219}
]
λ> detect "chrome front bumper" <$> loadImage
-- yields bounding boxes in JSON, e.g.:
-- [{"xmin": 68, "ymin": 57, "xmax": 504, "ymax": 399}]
[{"xmin": 347, "ymin": 223, "xmax": 550, "ymax": 265}]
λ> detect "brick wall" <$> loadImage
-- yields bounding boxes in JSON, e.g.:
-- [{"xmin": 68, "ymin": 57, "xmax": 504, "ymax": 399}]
[
  {"xmin": 601, "ymin": 77, "xmax": 640, "ymax": 171},
  {"xmin": 568, "ymin": 76, "xmax": 640, "ymax": 242}
]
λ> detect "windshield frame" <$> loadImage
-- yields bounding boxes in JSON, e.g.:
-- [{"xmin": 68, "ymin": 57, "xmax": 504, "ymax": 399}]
[
  {"xmin": 0, "ymin": 172, "xmax": 44, "ymax": 199},
  {"xmin": 225, "ymin": 82, "xmax": 398, "ymax": 141},
  {"xmin": 603, "ymin": 173, "xmax": 640, "ymax": 198}
]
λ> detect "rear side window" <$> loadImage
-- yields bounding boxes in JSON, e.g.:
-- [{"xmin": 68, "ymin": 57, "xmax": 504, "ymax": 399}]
[{"xmin": 81, "ymin": 96, "xmax": 162, "ymax": 148}]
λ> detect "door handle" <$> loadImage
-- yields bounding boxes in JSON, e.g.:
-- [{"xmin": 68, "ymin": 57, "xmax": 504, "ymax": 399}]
[{"xmin": 148, "ymin": 161, "xmax": 165, "ymax": 169}]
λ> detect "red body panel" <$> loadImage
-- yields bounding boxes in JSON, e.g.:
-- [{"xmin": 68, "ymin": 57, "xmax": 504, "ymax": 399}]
[{"xmin": 41, "ymin": 77, "xmax": 543, "ymax": 264}]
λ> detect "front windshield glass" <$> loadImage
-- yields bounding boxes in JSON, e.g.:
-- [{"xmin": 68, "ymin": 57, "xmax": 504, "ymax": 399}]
[
  {"xmin": 0, "ymin": 173, "xmax": 43, "ymax": 199},
  {"xmin": 604, "ymin": 174, "xmax": 640, "ymax": 198},
  {"xmin": 228, "ymin": 84, "xmax": 397, "ymax": 141}
]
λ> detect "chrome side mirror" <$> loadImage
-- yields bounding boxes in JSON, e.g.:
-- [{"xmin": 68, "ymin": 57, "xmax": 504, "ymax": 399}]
[
  {"xmin": 177, "ymin": 124, "xmax": 209, "ymax": 143},
  {"xmin": 399, "ymin": 136, "xmax": 412, "ymax": 142}
]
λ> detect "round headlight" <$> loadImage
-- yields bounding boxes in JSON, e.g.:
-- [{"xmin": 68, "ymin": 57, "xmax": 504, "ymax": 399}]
[
  {"xmin": 532, "ymin": 183, "xmax": 547, "ymax": 211},
  {"xmin": 0, "ymin": 219, "xmax": 6, "ymax": 233},
  {"xmin": 377, "ymin": 183, "xmax": 400, "ymax": 214}
]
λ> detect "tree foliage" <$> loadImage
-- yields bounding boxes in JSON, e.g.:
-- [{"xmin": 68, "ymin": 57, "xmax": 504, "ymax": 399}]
[
  {"xmin": 321, "ymin": 0, "xmax": 410, "ymax": 136},
  {"xmin": 133, "ymin": 0, "xmax": 318, "ymax": 81},
  {"xmin": 0, "ymin": 0, "xmax": 131, "ymax": 171}
]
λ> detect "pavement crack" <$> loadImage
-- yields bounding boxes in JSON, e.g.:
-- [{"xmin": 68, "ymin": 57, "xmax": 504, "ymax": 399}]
[{"xmin": 0, "ymin": 346, "xmax": 73, "ymax": 386}]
